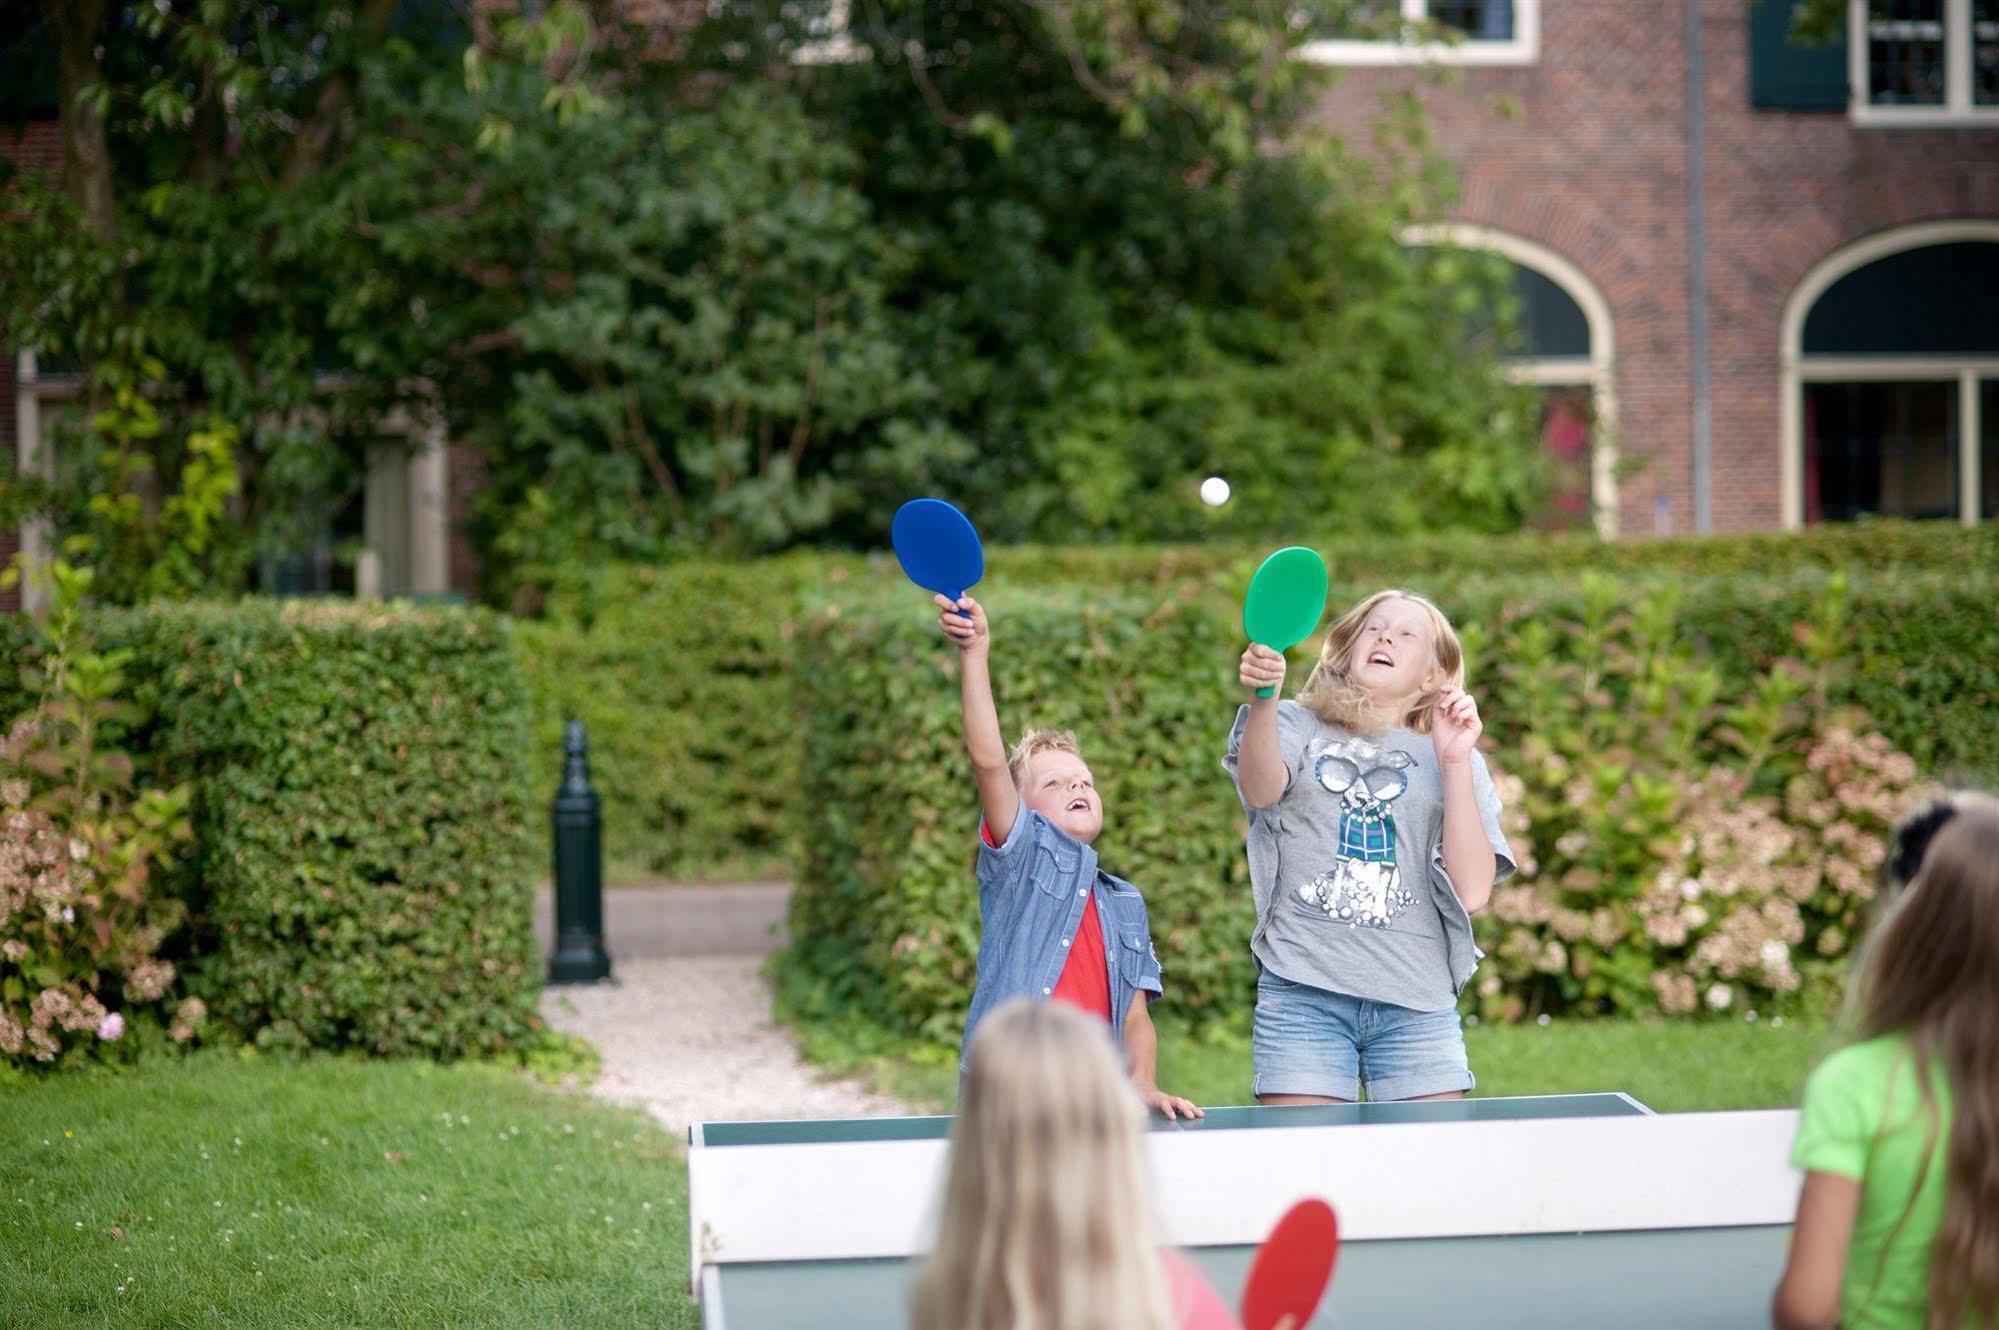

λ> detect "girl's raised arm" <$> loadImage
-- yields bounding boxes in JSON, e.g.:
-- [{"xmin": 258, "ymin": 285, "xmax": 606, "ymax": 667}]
[{"xmin": 1236, "ymin": 645, "xmax": 1292, "ymax": 809}]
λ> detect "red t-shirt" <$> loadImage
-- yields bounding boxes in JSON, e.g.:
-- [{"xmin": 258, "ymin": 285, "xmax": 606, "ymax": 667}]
[{"xmin": 983, "ymin": 819, "xmax": 1113, "ymax": 1023}]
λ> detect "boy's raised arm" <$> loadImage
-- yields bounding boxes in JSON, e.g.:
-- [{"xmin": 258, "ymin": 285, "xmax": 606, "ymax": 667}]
[{"xmin": 937, "ymin": 594, "xmax": 1020, "ymax": 844}]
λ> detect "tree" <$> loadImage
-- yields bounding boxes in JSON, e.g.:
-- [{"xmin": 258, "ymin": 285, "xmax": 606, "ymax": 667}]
[{"xmin": 2, "ymin": 1, "xmax": 1553, "ymax": 605}]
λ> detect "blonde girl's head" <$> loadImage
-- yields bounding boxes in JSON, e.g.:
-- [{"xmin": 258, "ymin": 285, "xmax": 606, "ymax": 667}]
[
  {"xmin": 910, "ymin": 1000, "xmax": 1175, "ymax": 1330},
  {"xmin": 1297, "ymin": 589, "xmax": 1464, "ymax": 736},
  {"xmin": 1849, "ymin": 801, "xmax": 1999, "ymax": 1328}
]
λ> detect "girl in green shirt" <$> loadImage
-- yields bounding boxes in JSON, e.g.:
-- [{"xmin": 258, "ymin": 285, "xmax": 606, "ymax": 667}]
[{"xmin": 1773, "ymin": 797, "xmax": 1999, "ymax": 1330}]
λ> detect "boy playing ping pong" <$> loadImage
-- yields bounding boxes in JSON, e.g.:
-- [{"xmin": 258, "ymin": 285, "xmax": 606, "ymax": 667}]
[{"xmin": 933, "ymin": 592, "xmax": 1202, "ymax": 1120}]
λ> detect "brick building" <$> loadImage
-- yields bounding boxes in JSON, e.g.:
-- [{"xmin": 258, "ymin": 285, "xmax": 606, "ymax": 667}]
[{"xmin": 1308, "ymin": 0, "xmax": 1999, "ymax": 536}]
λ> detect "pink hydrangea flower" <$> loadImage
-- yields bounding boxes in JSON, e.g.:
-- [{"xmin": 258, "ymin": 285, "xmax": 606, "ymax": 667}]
[{"xmin": 97, "ymin": 1012, "xmax": 124, "ymax": 1042}]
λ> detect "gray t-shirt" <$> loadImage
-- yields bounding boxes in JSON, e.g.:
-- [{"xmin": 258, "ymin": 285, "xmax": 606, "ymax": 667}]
[{"xmin": 1224, "ymin": 701, "xmax": 1515, "ymax": 1012}]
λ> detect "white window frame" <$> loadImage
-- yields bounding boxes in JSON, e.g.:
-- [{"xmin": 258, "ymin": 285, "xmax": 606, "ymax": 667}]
[
  {"xmin": 1297, "ymin": 0, "xmax": 1540, "ymax": 67},
  {"xmin": 1403, "ymin": 223, "xmax": 1620, "ymax": 536},
  {"xmin": 1779, "ymin": 219, "xmax": 1999, "ymax": 528},
  {"xmin": 1849, "ymin": 0, "xmax": 1999, "ymax": 126}
]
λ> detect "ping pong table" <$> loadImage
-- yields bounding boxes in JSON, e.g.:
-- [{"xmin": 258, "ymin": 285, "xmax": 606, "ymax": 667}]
[{"xmin": 689, "ymin": 1093, "xmax": 1801, "ymax": 1329}]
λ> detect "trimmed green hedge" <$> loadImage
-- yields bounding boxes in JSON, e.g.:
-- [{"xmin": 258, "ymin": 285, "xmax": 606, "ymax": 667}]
[
  {"xmin": 515, "ymin": 523, "xmax": 1997, "ymax": 883},
  {"xmin": 110, "ymin": 601, "xmax": 541, "ymax": 1057},
  {"xmin": 513, "ymin": 555, "xmax": 855, "ymax": 882},
  {"xmin": 774, "ymin": 559, "xmax": 1999, "ymax": 1042}
]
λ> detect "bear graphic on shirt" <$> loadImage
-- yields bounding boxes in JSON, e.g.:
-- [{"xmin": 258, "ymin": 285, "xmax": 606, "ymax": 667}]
[{"xmin": 1295, "ymin": 737, "xmax": 1416, "ymax": 929}]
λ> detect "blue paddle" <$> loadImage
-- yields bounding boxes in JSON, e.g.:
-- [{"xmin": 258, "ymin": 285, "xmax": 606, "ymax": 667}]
[{"xmin": 892, "ymin": 499, "xmax": 984, "ymax": 618}]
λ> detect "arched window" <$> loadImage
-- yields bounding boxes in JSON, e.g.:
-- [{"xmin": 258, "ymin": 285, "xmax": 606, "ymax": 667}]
[
  {"xmin": 1781, "ymin": 222, "xmax": 1999, "ymax": 527},
  {"xmin": 1403, "ymin": 224, "xmax": 1619, "ymax": 535}
]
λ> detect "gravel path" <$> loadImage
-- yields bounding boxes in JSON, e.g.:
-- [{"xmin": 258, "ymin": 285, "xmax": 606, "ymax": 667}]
[{"xmin": 540, "ymin": 955, "xmax": 912, "ymax": 1139}]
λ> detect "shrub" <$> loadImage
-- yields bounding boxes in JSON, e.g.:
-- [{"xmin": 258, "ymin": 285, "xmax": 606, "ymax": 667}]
[
  {"xmin": 522, "ymin": 521, "xmax": 1994, "ymax": 885},
  {"xmin": 1473, "ymin": 574, "xmax": 1935, "ymax": 1022},
  {"xmin": 0, "ymin": 565, "xmax": 203, "ymax": 1067},
  {"xmin": 776, "ymin": 560, "xmax": 1989, "ymax": 1043},
  {"xmin": 513, "ymin": 555, "xmax": 862, "ymax": 881},
  {"xmin": 116, "ymin": 600, "xmax": 541, "ymax": 1057}
]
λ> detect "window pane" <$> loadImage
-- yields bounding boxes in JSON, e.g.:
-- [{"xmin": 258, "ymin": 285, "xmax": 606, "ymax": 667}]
[
  {"xmin": 1513, "ymin": 265, "xmax": 1591, "ymax": 361},
  {"xmin": 1430, "ymin": 0, "xmax": 1514, "ymax": 40},
  {"xmin": 1803, "ymin": 381, "xmax": 1958, "ymax": 522},
  {"xmin": 1976, "ymin": 0, "xmax": 1999, "ymax": 104},
  {"xmin": 1802, "ymin": 242, "xmax": 1999, "ymax": 357},
  {"xmin": 1983, "ymin": 379, "xmax": 1998, "ymax": 519},
  {"xmin": 1867, "ymin": 0, "xmax": 1947, "ymax": 105}
]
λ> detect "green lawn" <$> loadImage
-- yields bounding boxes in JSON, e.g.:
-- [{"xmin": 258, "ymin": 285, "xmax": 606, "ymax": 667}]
[
  {"xmin": 806, "ymin": 1013, "xmax": 1834, "ymax": 1116},
  {"xmin": 1162, "ymin": 1014, "xmax": 1830, "ymax": 1113},
  {"xmin": 2, "ymin": 1052, "xmax": 693, "ymax": 1330}
]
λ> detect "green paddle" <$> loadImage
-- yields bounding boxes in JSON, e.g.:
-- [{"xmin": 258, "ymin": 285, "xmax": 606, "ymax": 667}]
[{"xmin": 1242, "ymin": 547, "xmax": 1329, "ymax": 699}]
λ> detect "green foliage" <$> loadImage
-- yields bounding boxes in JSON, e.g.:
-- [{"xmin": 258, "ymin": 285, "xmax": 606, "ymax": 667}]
[
  {"xmin": 809, "ymin": 0, "xmax": 1549, "ymax": 548},
  {"xmin": 56, "ymin": 352, "xmax": 248, "ymax": 603},
  {"xmin": 102, "ymin": 599, "xmax": 542, "ymax": 1058},
  {"xmin": 770, "ymin": 538, "xmax": 1998, "ymax": 1045},
  {"xmin": 515, "ymin": 522, "xmax": 1996, "ymax": 883},
  {"xmin": 1785, "ymin": 0, "xmax": 1847, "ymax": 44},
  {"xmin": 1471, "ymin": 573, "xmax": 1934, "ymax": 1022},
  {"xmin": 0, "ymin": 1050, "xmax": 694, "ymax": 1328},
  {"xmin": 3, "ymin": 0, "xmax": 1553, "ymax": 601},
  {"xmin": 0, "ymin": 562, "xmax": 202, "ymax": 1068},
  {"xmin": 514, "ymin": 555, "xmax": 854, "ymax": 881},
  {"xmin": 375, "ymin": 77, "xmax": 930, "ymax": 576}
]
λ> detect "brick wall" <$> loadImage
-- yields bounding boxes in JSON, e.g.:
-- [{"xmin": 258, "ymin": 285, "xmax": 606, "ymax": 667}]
[{"xmin": 1308, "ymin": 0, "xmax": 1999, "ymax": 534}]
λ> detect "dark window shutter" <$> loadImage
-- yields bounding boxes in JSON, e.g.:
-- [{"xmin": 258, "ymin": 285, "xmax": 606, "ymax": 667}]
[{"xmin": 1749, "ymin": 0, "xmax": 1851, "ymax": 110}]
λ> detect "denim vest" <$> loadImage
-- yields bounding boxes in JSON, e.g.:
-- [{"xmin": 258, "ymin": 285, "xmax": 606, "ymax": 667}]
[{"xmin": 959, "ymin": 810, "xmax": 1163, "ymax": 1073}]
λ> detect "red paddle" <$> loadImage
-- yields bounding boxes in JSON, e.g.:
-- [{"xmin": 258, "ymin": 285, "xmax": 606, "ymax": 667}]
[{"xmin": 1240, "ymin": 1198, "xmax": 1340, "ymax": 1330}]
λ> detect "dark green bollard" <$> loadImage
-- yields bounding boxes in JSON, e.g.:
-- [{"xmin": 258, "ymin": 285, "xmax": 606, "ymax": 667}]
[{"xmin": 548, "ymin": 718, "xmax": 613, "ymax": 984}]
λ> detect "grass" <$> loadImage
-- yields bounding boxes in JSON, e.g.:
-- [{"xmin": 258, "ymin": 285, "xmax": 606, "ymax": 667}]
[
  {"xmin": 796, "ymin": 1011, "xmax": 1835, "ymax": 1116},
  {"xmin": 2, "ymin": 1051, "xmax": 693, "ymax": 1330}
]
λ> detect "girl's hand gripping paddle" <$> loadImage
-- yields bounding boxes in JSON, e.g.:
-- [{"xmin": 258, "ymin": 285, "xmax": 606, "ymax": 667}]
[
  {"xmin": 1241, "ymin": 1198, "xmax": 1340, "ymax": 1330},
  {"xmin": 892, "ymin": 499, "xmax": 984, "ymax": 619},
  {"xmin": 1242, "ymin": 547, "xmax": 1328, "ymax": 699}
]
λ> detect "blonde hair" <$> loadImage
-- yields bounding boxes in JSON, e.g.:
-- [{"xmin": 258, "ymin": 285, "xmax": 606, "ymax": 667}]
[
  {"xmin": 1007, "ymin": 729, "xmax": 1083, "ymax": 788},
  {"xmin": 910, "ymin": 1001, "xmax": 1176, "ymax": 1330},
  {"xmin": 1297, "ymin": 589, "xmax": 1464, "ymax": 736},
  {"xmin": 1847, "ymin": 802, "xmax": 1999, "ymax": 1329}
]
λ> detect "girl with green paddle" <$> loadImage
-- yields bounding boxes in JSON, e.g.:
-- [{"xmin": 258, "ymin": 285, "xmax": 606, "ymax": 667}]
[{"xmin": 1225, "ymin": 583, "xmax": 1515, "ymax": 1105}]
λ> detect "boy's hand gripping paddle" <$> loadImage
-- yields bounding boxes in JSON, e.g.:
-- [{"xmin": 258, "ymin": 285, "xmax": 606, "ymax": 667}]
[
  {"xmin": 892, "ymin": 499, "xmax": 984, "ymax": 619},
  {"xmin": 1240, "ymin": 1197, "xmax": 1340, "ymax": 1330},
  {"xmin": 1242, "ymin": 547, "xmax": 1328, "ymax": 699}
]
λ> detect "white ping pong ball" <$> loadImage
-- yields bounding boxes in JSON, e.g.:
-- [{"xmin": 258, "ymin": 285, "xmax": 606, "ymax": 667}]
[{"xmin": 1200, "ymin": 476, "xmax": 1231, "ymax": 507}]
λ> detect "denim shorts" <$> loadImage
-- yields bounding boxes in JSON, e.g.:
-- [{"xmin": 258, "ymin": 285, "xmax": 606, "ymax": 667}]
[{"xmin": 1251, "ymin": 969, "xmax": 1475, "ymax": 1102}]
